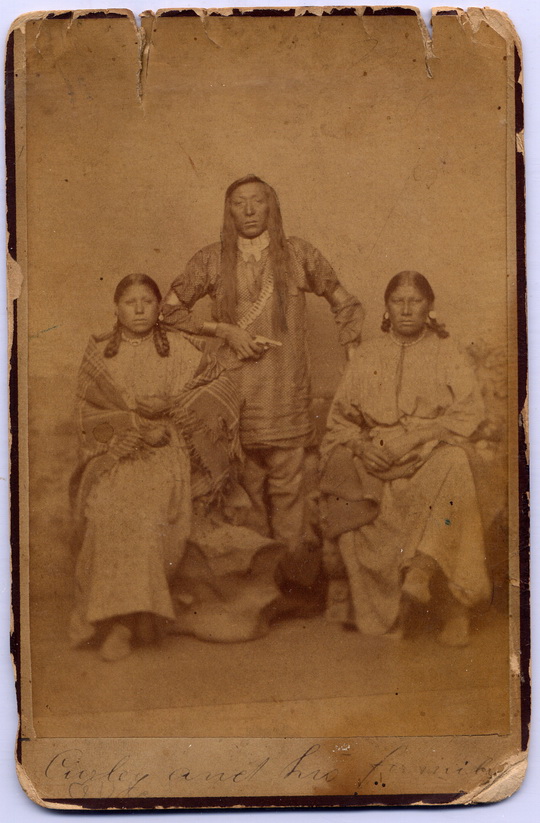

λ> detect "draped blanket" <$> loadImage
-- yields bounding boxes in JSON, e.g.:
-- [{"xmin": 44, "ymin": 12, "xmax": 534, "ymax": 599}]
[
  {"xmin": 70, "ymin": 333, "xmax": 242, "ymax": 546},
  {"xmin": 167, "ymin": 360, "xmax": 242, "ymax": 500}
]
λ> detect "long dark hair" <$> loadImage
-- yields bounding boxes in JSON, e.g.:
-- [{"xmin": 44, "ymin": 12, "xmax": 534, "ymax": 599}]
[
  {"xmin": 218, "ymin": 174, "xmax": 290, "ymax": 332},
  {"xmin": 104, "ymin": 273, "xmax": 170, "ymax": 358},
  {"xmin": 381, "ymin": 270, "xmax": 449, "ymax": 338}
]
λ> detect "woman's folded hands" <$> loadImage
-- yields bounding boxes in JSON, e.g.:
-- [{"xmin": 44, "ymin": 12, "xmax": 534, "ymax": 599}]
[
  {"xmin": 109, "ymin": 423, "xmax": 170, "ymax": 458},
  {"xmin": 351, "ymin": 430, "xmax": 428, "ymax": 472},
  {"xmin": 135, "ymin": 394, "xmax": 170, "ymax": 418}
]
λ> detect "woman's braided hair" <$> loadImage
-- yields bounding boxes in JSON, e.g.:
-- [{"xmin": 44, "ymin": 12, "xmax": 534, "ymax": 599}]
[
  {"xmin": 104, "ymin": 273, "xmax": 170, "ymax": 358},
  {"xmin": 381, "ymin": 270, "xmax": 449, "ymax": 338}
]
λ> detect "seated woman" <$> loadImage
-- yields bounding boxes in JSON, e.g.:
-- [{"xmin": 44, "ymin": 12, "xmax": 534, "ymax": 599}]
[
  {"xmin": 320, "ymin": 271, "xmax": 491, "ymax": 646},
  {"xmin": 70, "ymin": 274, "xmax": 281, "ymax": 661}
]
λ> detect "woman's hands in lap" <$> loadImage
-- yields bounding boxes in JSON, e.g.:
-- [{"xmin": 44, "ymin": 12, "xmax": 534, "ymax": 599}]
[
  {"xmin": 109, "ymin": 423, "xmax": 170, "ymax": 458},
  {"xmin": 352, "ymin": 441, "xmax": 393, "ymax": 472},
  {"xmin": 110, "ymin": 429, "xmax": 146, "ymax": 458},
  {"xmin": 140, "ymin": 423, "xmax": 170, "ymax": 447},
  {"xmin": 352, "ymin": 432, "xmax": 424, "ymax": 472},
  {"xmin": 379, "ymin": 432, "xmax": 422, "ymax": 463},
  {"xmin": 136, "ymin": 394, "xmax": 170, "ymax": 418}
]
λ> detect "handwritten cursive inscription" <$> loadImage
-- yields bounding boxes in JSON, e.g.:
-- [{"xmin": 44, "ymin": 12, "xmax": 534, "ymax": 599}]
[
  {"xmin": 43, "ymin": 744, "xmax": 498, "ymax": 799},
  {"xmin": 45, "ymin": 750, "xmax": 150, "ymax": 798},
  {"xmin": 356, "ymin": 746, "xmax": 497, "ymax": 791},
  {"xmin": 280, "ymin": 744, "xmax": 339, "ymax": 782},
  {"xmin": 45, "ymin": 745, "xmax": 339, "ymax": 798},
  {"xmin": 168, "ymin": 755, "xmax": 271, "ymax": 785},
  {"xmin": 168, "ymin": 744, "xmax": 338, "ymax": 786}
]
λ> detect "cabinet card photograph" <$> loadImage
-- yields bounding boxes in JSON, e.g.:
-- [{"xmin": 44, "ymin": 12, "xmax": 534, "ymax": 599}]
[{"xmin": 7, "ymin": 5, "xmax": 528, "ymax": 810}]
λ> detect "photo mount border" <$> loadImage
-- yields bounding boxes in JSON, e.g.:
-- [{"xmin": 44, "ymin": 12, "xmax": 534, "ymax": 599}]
[{"xmin": 5, "ymin": 6, "xmax": 530, "ymax": 810}]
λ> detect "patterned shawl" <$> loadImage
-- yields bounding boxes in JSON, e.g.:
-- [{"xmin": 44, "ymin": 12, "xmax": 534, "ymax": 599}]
[{"xmin": 70, "ymin": 332, "xmax": 242, "ymax": 546}]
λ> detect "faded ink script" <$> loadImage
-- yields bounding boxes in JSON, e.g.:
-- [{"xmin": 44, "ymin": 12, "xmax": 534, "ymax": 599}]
[
  {"xmin": 43, "ymin": 744, "xmax": 339, "ymax": 799},
  {"xmin": 42, "ymin": 743, "xmax": 499, "ymax": 799},
  {"xmin": 354, "ymin": 744, "xmax": 497, "ymax": 792}
]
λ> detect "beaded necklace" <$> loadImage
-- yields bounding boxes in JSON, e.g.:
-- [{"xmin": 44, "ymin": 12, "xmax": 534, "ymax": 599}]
[
  {"xmin": 390, "ymin": 326, "xmax": 427, "ymax": 347},
  {"xmin": 121, "ymin": 329, "xmax": 154, "ymax": 346},
  {"xmin": 389, "ymin": 326, "xmax": 427, "ymax": 406}
]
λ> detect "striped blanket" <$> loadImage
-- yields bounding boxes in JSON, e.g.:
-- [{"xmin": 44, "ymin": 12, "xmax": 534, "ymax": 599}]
[
  {"xmin": 70, "ymin": 332, "xmax": 242, "ymax": 546},
  {"xmin": 167, "ymin": 362, "xmax": 242, "ymax": 500}
]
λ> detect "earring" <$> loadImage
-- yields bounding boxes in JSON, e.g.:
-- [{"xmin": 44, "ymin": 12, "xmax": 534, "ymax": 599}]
[
  {"xmin": 384, "ymin": 311, "xmax": 390, "ymax": 320},
  {"xmin": 428, "ymin": 311, "xmax": 437, "ymax": 320}
]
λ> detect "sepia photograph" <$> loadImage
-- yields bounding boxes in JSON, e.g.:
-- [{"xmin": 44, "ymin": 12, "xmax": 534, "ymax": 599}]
[{"xmin": 4, "ymin": 4, "xmax": 529, "ymax": 810}]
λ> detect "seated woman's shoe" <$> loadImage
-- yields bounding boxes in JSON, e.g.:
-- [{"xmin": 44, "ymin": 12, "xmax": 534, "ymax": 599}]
[
  {"xmin": 402, "ymin": 567, "xmax": 432, "ymax": 604},
  {"xmin": 382, "ymin": 606, "xmax": 407, "ymax": 640},
  {"xmin": 99, "ymin": 624, "xmax": 132, "ymax": 661},
  {"xmin": 325, "ymin": 579, "xmax": 352, "ymax": 625},
  {"xmin": 438, "ymin": 613, "xmax": 470, "ymax": 647}
]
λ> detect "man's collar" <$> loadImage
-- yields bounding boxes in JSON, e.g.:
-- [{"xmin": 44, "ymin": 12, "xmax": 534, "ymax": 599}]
[{"xmin": 237, "ymin": 230, "xmax": 270, "ymax": 262}]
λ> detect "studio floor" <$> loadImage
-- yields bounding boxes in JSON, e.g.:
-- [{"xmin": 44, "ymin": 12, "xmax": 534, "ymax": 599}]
[{"xmin": 29, "ymin": 597, "xmax": 510, "ymax": 740}]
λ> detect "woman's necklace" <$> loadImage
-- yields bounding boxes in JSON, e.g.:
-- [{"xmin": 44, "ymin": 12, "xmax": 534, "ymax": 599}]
[
  {"xmin": 121, "ymin": 330, "xmax": 153, "ymax": 346},
  {"xmin": 390, "ymin": 327, "xmax": 427, "ymax": 404},
  {"xmin": 390, "ymin": 327, "xmax": 427, "ymax": 348}
]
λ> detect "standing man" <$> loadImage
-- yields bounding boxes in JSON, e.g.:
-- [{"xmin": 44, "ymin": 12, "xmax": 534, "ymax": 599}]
[{"xmin": 161, "ymin": 175, "xmax": 363, "ymax": 593}]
